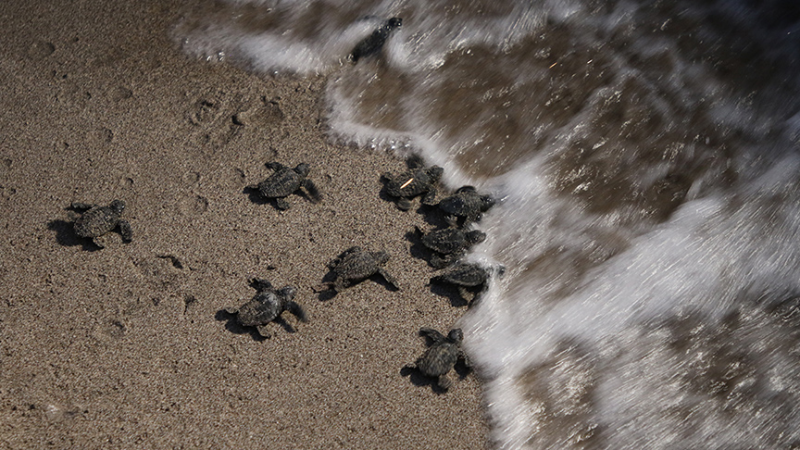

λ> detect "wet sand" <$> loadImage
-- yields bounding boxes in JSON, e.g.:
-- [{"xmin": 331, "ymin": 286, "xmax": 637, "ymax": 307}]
[{"xmin": 0, "ymin": 1, "xmax": 489, "ymax": 448}]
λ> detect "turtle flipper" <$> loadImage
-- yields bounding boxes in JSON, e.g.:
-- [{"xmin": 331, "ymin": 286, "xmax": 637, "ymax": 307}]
[
  {"xmin": 118, "ymin": 220, "xmax": 133, "ymax": 242},
  {"xmin": 275, "ymin": 197, "xmax": 291, "ymax": 210},
  {"xmin": 302, "ymin": 179, "xmax": 322, "ymax": 203},
  {"xmin": 249, "ymin": 278, "xmax": 273, "ymax": 291},
  {"xmin": 396, "ymin": 198, "xmax": 412, "ymax": 211},
  {"xmin": 287, "ymin": 301, "xmax": 308, "ymax": 322},
  {"xmin": 421, "ymin": 188, "xmax": 438, "ymax": 206},
  {"xmin": 418, "ymin": 327, "xmax": 446, "ymax": 342},
  {"xmin": 265, "ymin": 161, "xmax": 289, "ymax": 172},
  {"xmin": 437, "ymin": 374, "xmax": 452, "ymax": 391},
  {"xmin": 378, "ymin": 268, "xmax": 400, "ymax": 290},
  {"xmin": 70, "ymin": 202, "xmax": 95, "ymax": 210},
  {"xmin": 256, "ymin": 324, "xmax": 272, "ymax": 338}
]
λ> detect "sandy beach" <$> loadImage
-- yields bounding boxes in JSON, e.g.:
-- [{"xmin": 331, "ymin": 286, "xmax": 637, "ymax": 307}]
[{"xmin": 0, "ymin": 1, "xmax": 489, "ymax": 448}]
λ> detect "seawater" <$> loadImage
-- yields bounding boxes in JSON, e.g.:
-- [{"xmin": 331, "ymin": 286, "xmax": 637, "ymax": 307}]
[{"xmin": 177, "ymin": 1, "xmax": 800, "ymax": 448}]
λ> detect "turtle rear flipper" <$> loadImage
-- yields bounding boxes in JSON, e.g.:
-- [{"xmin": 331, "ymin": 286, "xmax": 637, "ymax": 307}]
[
  {"xmin": 437, "ymin": 374, "xmax": 452, "ymax": 390},
  {"xmin": 256, "ymin": 324, "xmax": 272, "ymax": 338},
  {"xmin": 224, "ymin": 306, "xmax": 239, "ymax": 315},
  {"xmin": 378, "ymin": 268, "xmax": 400, "ymax": 290},
  {"xmin": 275, "ymin": 197, "xmax": 291, "ymax": 210}
]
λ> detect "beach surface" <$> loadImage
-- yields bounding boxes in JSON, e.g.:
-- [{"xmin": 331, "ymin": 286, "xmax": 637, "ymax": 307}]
[{"xmin": 0, "ymin": 1, "xmax": 489, "ymax": 448}]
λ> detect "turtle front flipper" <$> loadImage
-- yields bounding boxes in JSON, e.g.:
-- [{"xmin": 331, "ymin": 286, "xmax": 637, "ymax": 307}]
[
  {"xmin": 421, "ymin": 188, "xmax": 438, "ymax": 206},
  {"xmin": 378, "ymin": 268, "xmax": 400, "ymax": 290},
  {"xmin": 249, "ymin": 278, "xmax": 273, "ymax": 291},
  {"xmin": 70, "ymin": 202, "xmax": 95, "ymax": 210},
  {"xmin": 418, "ymin": 327, "xmax": 446, "ymax": 342},
  {"xmin": 119, "ymin": 220, "xmax": 133, "ymax": 242},
  {"xmin": 265, "ymin": 161, "xmax": 289, "ymax": 172},
  {"xmin": 302, "ymin": 179, "xmax": 322, "ymax": 203},
  {"xmin": 91, "ymin": 237, "xmax": 107, "ymax": 249},
  {"xmin": 287, "ymin": 301, "xmax": 308, "ymax": 322},
  {"xmin": 458, "ymin": 349, "xmax": 472, "ymax": 369},
  {"xmin": 225, "ymin": 306, "xmax": 239, "ymax": 315},
  {"xmin": 396, "ymin": 198, "xmax": 412, "ymax": 211}
]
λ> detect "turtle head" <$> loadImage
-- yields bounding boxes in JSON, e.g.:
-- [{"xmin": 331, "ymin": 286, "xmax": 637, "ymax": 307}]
[
  {"xmin": 456, "ymin": 185, "xmax": 476, "ymax": 194},
  {"xmin": 110, "ymin": 200, "xmax": 125, "ymax": 214},
  {"xmin": 448, "ymin": 328, "xmax": 464, "ymax": 344},
  {"xmin": 480, "ymin": 195, "xmax": 496, "ymax": 211},
  {"xmin": 277, "ymin": 285, "xmax": 297, "ymax": 301},
  {"xmin": 427, "ymin": 166, "xmax": 444, "ymax": 182},
  {"xmin": 374, "ymin": 251, "xmax": 390, "ymax": 265},
  {"xmin": 294, "ymin": 163, "xmax": 311, "ymax": 177},
  {"xmin": 386, "ymin": 17, "xmax": 403, "ymax": 29},
  {"xmin": 465, "ymin": 230, "xmax": 486, "ymax": 245}
]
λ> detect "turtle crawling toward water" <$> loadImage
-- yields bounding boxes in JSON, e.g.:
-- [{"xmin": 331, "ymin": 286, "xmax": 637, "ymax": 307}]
[
  {"xmin": 247, "ymin": 161, "xmax": 322, "ymax": 210},
  {"xmin": 382, "ymin": 157, "xmax": 443, "ymax": 211},
  {"xmin": 437, "ymin": 186, "xmax": 495, "ymax": 227},
  {"xmin": 404, "ymin": 327, "xmax": 470, "ymax": 391},
  {"xmin": 326, "ymin": 246, "xmax": 399, "ymax": 292},
  {"xmin": 431, "ymin": 262, "xmax": 503, "ymax": 304},
  {"xmin": 349, "ymin": 17, "xmax": 403, "ymax": 63},
  {"xmin": 70, "ymin": 200, "xmax": 132, "ymax": 248},
  {"xmin": 416, "ymin": 226, "xmax": 486, "ymax": 268},
  {"xmin": 225, "ymin": 278, "xmax": 307, "ymax": 338}
]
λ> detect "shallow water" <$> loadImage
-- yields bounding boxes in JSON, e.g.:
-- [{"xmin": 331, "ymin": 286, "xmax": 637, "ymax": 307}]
[{"xmin": 178, "ymin": 0, "xmax": 800, "ymax": 447}]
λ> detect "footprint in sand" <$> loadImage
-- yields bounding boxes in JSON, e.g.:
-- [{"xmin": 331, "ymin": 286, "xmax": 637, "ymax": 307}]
[
  {"xmin": 25, "ymin": 40, "xmax": 55, "ymax": 61},
  {"xmin": 178, "ymin": 194, "xmax": 209, "ymax": 216}
]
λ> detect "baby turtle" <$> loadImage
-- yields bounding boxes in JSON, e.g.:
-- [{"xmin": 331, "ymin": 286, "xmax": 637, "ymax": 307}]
[
  {"xmin": 247, "ymin": 161, "xmax": 322, "ymax": 210},
  {"xmin": 326, "ymin": 246, "xmax": 399, "ymax": 292},
  {"xmin": 382, "ymin": 157, "xmax": 444, "ymax": 211},
  {"xmin": 416, "ymin": 226, "xmax": 486, "ymax": 268},
  {"xmin": 70, "ymin": 200, "xmax": 132, "ymax": 248},
  {"xmin": 431, "ymin": 262, "xmax": 503, "ymax": 304},
  {"xmin": 437, "ymin": 186, "xmax": 495, "ymax": 227},
  {"xmin": 404, "ymin": 327, "xmax": 470, "ymax": 391},
  {"xmin": 225, "ymin": 278, "xmax": 307, "ymax": 338},
  {"xmin": 349, "ymin": 17, "xmax": 403, "ymax": 63}
]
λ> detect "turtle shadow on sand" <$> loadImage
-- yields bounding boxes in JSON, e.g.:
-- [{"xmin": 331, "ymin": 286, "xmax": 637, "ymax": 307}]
[
  {"xmin": 399, "ymin": 360, "xmax": 472, "ymax": 394},
  {"xmin": 242, "ymin": 184, "xmax": 319, "ymax": 211},
  {"xmin": 47, "ymin": 219, "xmax": 97, "ymax": 251},
  {"xmin": 214, "ymin": 309, "xmax": 297, "ymax": 341}
]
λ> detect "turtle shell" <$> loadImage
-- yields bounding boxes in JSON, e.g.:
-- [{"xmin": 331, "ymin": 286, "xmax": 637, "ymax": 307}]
[{"xmin": 257, "ymin": 169, "xmax": 302, "ymax": 198}]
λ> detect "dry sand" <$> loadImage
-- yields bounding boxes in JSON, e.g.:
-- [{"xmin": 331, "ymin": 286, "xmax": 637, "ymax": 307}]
[{"xmin": 0, "ymin": 1, "xmax": 489, "ymax": 448}]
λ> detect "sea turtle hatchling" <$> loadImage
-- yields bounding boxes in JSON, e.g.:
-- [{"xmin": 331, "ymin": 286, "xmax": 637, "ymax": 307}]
[
  {"xmin": 70, "ymin": 200, "xmax": 132, "ymax": 248},
  {"xmin": 437, "ymin": 186, "xmax": 495, "ymax": 227},
  {"xmin": 382, "ymin": 157, "xmax": 444, "ymax": 211},
  {"xmin": 247, "ymin": 161, "xmax": 322, "ymax": 210},
  {"xmin": 326, "ymin": 246, "xmax": 400, "ymax": 292},
  {"xmin": 349, "ymin": 17, "xmax": 403, "ymax": 63},
  {"xmin": 416, "ymin": 226, "xmax": 486, "ymax": 268},
  {"xmin": 404, "ymin": 327, "xmax": 470, "ymax": 391},
  {"xmin": 225, "ymin": 278, "xmax": 307, "ymax": 338},
  {"xmin": 431, "ymin": 262, "xmax": 503, "ymax": 304}
]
